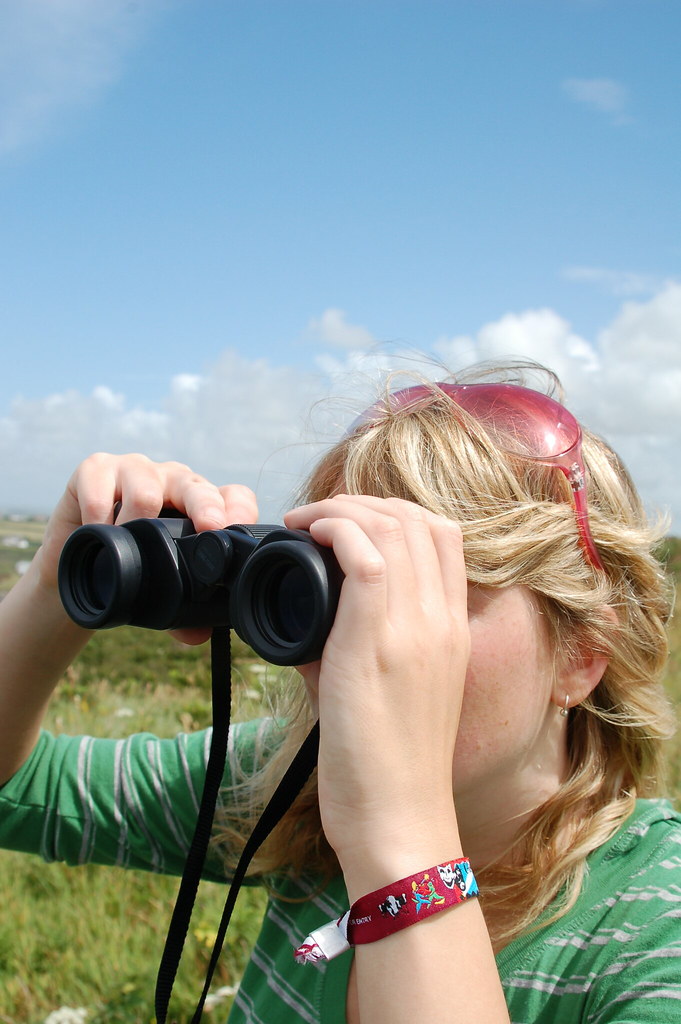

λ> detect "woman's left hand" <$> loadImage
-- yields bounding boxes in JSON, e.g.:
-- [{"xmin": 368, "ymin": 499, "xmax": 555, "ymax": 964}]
[{"xmin": 284, "ymin": 494, "xmax": 470, "ymax": 893}]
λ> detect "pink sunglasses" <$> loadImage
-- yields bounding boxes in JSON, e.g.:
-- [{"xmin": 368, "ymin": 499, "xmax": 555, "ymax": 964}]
[{"xmin": 348, "ymin": 381, "xmax": 604, "ymax": 570}]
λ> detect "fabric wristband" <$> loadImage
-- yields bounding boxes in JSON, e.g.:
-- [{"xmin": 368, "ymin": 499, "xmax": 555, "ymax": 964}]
[{"xmin": 294, "ymin": 858, "xmax": 478, "ymax": 965}]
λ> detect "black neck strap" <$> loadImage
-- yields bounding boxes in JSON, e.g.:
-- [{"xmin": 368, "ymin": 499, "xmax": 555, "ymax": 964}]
[{"xmin": 154, "ymin": 628, "xmax": 320, "ymax": 1023}]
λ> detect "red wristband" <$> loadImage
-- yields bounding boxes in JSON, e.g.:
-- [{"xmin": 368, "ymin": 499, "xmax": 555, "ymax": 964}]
[
  {"xmin": 293, "ymin": 858, "xmax": 478, "ymax": 964},
  {"xmin": 346, "ymin": 858, "xmax": 478, "ymax": 945}
]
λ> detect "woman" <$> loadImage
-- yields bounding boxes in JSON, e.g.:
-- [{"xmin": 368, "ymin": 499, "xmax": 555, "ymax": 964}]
[{"xmin": 0, "ymin": 363, "xmax": 678, "ymax": 1023}]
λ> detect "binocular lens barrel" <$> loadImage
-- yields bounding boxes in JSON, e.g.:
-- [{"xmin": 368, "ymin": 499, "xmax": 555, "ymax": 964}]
[
  {"xmin": 59, "ymin": 526, "xmax": 144, "ymax": 629},
  {"xmin": 77, "ymin": 542, "xmax": 116, "ymax": 612},
  {"xmin": 249, "ymin": 562, "xmax": 314, "ymax": 646}
]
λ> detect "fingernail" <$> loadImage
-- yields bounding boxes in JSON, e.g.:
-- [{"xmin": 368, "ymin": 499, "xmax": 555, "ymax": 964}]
[{"xmin": 202, "ymin": 507, "xmax": 228, "ymax": 527}]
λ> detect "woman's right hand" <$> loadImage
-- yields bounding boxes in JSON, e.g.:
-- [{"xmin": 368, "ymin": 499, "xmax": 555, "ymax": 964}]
[{"xmin": 37, "ymin": 452, "xmax": 258, "ymax": 610}]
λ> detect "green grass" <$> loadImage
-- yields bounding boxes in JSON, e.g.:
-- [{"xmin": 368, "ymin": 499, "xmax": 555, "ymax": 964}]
[
  {"xmin": 0, "ymin": 519, "xmax": 46, "ymax": 544},
  {"xmin": 0, "ymin": 519, "xmax": 43, "ymax": 592},
  {"xmin": 0, "ymin": 530, "xmax": 679, "ymax": 1023},
  {"xmin": 0, "ymin": 851, "xmax": 266, "ymax": 1024}
]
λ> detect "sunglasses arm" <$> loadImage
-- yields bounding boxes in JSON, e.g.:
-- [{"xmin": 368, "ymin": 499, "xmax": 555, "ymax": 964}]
[{"xmin": 567, "ymin": 470, "xmax": 605, "ymax": 571}]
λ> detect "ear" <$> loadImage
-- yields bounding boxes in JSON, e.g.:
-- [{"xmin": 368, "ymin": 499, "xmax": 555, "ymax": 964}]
[{"xmin": 552, "ymin": 605, "xmax": 617, "ymax": 711}]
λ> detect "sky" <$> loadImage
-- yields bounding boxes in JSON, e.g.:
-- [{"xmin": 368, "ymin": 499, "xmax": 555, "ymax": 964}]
[{"xmin": 0, "ymin": 0, "xmax": 679, "ymax": 529}]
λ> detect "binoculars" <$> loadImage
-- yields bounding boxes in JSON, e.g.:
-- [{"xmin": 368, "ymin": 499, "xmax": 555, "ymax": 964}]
[{"xmin": 58, "ymin": 516, "xmax": 342, "ymax": 666}]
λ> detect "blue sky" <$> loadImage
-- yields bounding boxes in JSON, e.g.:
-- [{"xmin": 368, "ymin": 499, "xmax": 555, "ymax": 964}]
[{"xmin": 0, "ymin": 0, "xmax": 679, "ymax": 525}]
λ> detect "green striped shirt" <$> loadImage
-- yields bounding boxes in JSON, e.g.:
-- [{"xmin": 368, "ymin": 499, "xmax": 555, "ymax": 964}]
[{"xmin": 1, "ymin": 724, "xmax": 679, "ymax": 1022}]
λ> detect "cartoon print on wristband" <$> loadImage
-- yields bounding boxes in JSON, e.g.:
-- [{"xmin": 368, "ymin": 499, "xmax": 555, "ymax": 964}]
[
  {"xmin": 379, "ymin": 893, "xmax": 408, "ymax": 919},
  {"xmin": 437, "ymin": 859, "xmax": 479, "ymax": 897},
  {"xmin": 411, "ymin": 873, "xmax": 446, "ymax": 913},
  {"xmin": 378, "ymin": 861, "xmax": 480, "ymax": 919}
]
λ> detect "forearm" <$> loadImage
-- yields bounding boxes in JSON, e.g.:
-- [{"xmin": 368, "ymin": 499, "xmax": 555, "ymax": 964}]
[
  {"xmin": 353, "ymin": 899, "xmax": 508, "ymax": 1024},
  {"xmin": 0, "ymin": 551, "xmax": 91, "ymax": 783}
]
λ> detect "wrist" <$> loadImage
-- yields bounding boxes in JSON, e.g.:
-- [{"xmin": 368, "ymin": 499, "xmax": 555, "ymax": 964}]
[
  {"xmin": 294, "ymin": 853, "xmax": 479, "ymax": 966},
  {"xmin": 31, "ymin": 543, "xmax": 61, "ymax": 595},
  {"xmin": 337, "ymin": 817, "xmax": 463, "ymax": 903},
  {"xmin": 12, "ymin": 552, "xmax": 92, "ymax": 646}
]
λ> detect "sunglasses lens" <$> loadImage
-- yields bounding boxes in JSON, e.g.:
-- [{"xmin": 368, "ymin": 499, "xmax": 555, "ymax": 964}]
[
  {"xmin": 350, "ymin": 383, "xmax": 581, "ymax": 462},
  {"xmin": 445, "ymin": 385, "xmax": 581, "ymax": 462}
]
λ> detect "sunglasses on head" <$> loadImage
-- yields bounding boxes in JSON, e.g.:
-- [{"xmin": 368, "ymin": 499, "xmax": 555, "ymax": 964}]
[{"xmin": 348, "ymin": 381, "xmax": 604, "ymax": 571}]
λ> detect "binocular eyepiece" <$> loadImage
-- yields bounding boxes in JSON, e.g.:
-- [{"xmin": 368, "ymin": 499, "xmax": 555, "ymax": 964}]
[{"xmin": 58, "ymin": 516, "xmax": 342, "ymax": 666}]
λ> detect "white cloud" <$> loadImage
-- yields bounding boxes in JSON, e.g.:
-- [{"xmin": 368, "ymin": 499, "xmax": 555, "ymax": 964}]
[
  {"xmin": 0, "ymin": 0, "xmax": 164, "ymax": 155},
  {"xmin": 91, "ymin": 385, "xmax": 125, "ymax": 412},
  {"xmin": 307, "ymin": 308, "xmax": 377, "ymax": 350},
  {"xmin": 563, "ymin": 266, "xmax": 668, "ymax": 297},
  {"xmin": 589, "ymin": 283, "xmax": 681, "ymax": 440},
  {"xmin": 0, "ymin": 352, "xmax": 326, "ymax": 521},
  {"xmin": 598, "ymin": 282, "xmax": 681, "ymax": 364},
  {"xmin": 171, "ymin": 374, "xmax": 202, "ymax": 395},
  {"xmin": 434, "ymin": 308, "xmax": 601, "ymax": 392},
  {"xmin": 562, "ymin": 77, "xmax": 630, "ymax": 124},
  {"xmin": 2, "ymin": 287, "xmax": 681, "ymax": 531}
]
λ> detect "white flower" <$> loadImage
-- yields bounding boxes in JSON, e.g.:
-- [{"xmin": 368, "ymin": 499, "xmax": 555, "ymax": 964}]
[
  {"xmin": 203, "ymin": 985, "xmax": 238, "ymax": 1011},
  {"xmin": 44, "ymin": 1009, "xmax": 89, "ymax": 1024}
]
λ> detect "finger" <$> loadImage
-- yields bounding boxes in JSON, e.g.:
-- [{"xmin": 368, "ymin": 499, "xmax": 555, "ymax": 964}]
[
  {"xmin": 291, "ymin": 494, "xmax": 463, "ymax": 586},
  {"xmin": 306, "ymin": 521, "xmax": 393, "ymax": 707},
  {"xmin": 112, "ymin": 457, "xmax": 168, "ymax": 524},
  {"xmin": 159, "ymin": 472, "xmax": 230, "ymax": 531},
  {"xmin": 109, "ymin": 462, "xmax": 258, "ymax": 533},
  {"xmin": 291, "ymin": 499, "xmax": 424, "ymax": 631},
  {"xmin": 296, "ymin": 662, "xmax": 321, "ymax": 719},
  {"xmin": 288, "ymin": 495, "xmax": 446, "ymax": 612},
  {"xmin": 69, "ymin": 454, "xmax": 138, "ymax": 526},
  {"xmin": 65, "ymin": 453, "xmax": 168, "ymax": 527},
  {"xmin": 308, "ymin": 506, "xmax": 417, "ymax": 627},
  {"xmin": 149, "ymin": 473, "xmax": 257, "ymax": 532},
  {"xmin": 306, "ymin": 515, "xmax": 389, "ymax": 631},
  {"xmin": 168, "ymin": 627, "xmax": 214, "ymax": 646},
  {"xmin": 366, "ymin": 498, "xmax": 467, "ymax": 616},
  {"xmin": 217, "ymin": 484, "xmax": 259, "ymax": 527},
  {"xmin": 374, "ymin": 498, "xmax": 454, "ymax": 608},
  {"xmin": 428, "ymin": 516, "xmax": 467, "ymax": 613}
]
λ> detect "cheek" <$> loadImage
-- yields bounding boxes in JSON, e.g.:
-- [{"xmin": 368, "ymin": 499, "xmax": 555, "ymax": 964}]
[
  {"xmin": 453, "ymin": 664, "xmax": 514, "ymax": 773},
  {"xmin": 452, "ymin": 616, "xmax": 555, "ymax": 778}
]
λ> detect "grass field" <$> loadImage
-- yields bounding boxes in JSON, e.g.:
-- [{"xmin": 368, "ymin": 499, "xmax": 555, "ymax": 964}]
[{"xmin": 0, "ymin": 525, "xmax": 679, "ymax": 1023}]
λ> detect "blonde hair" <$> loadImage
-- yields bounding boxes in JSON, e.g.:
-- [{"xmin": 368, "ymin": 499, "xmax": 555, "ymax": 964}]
[{"xmin": 215, "ymin": 362, "xmax": 677, "ymax": 948}]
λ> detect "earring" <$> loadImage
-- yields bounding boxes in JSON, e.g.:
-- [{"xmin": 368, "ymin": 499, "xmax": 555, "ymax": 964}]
[{"xmin": 559, "ymin": 695, "xmax": 570, "ymax": 718}]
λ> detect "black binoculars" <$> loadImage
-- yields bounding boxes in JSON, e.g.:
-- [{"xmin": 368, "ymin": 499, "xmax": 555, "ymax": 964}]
[{"xmin": 58, "ymin": 516, "xmax": 342, "ymax": 666}]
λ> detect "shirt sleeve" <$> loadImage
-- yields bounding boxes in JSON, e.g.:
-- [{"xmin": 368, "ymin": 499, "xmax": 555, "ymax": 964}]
[{"xmin": 0, "ymin": 719, "xmax": 276, "ymax": 881}]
